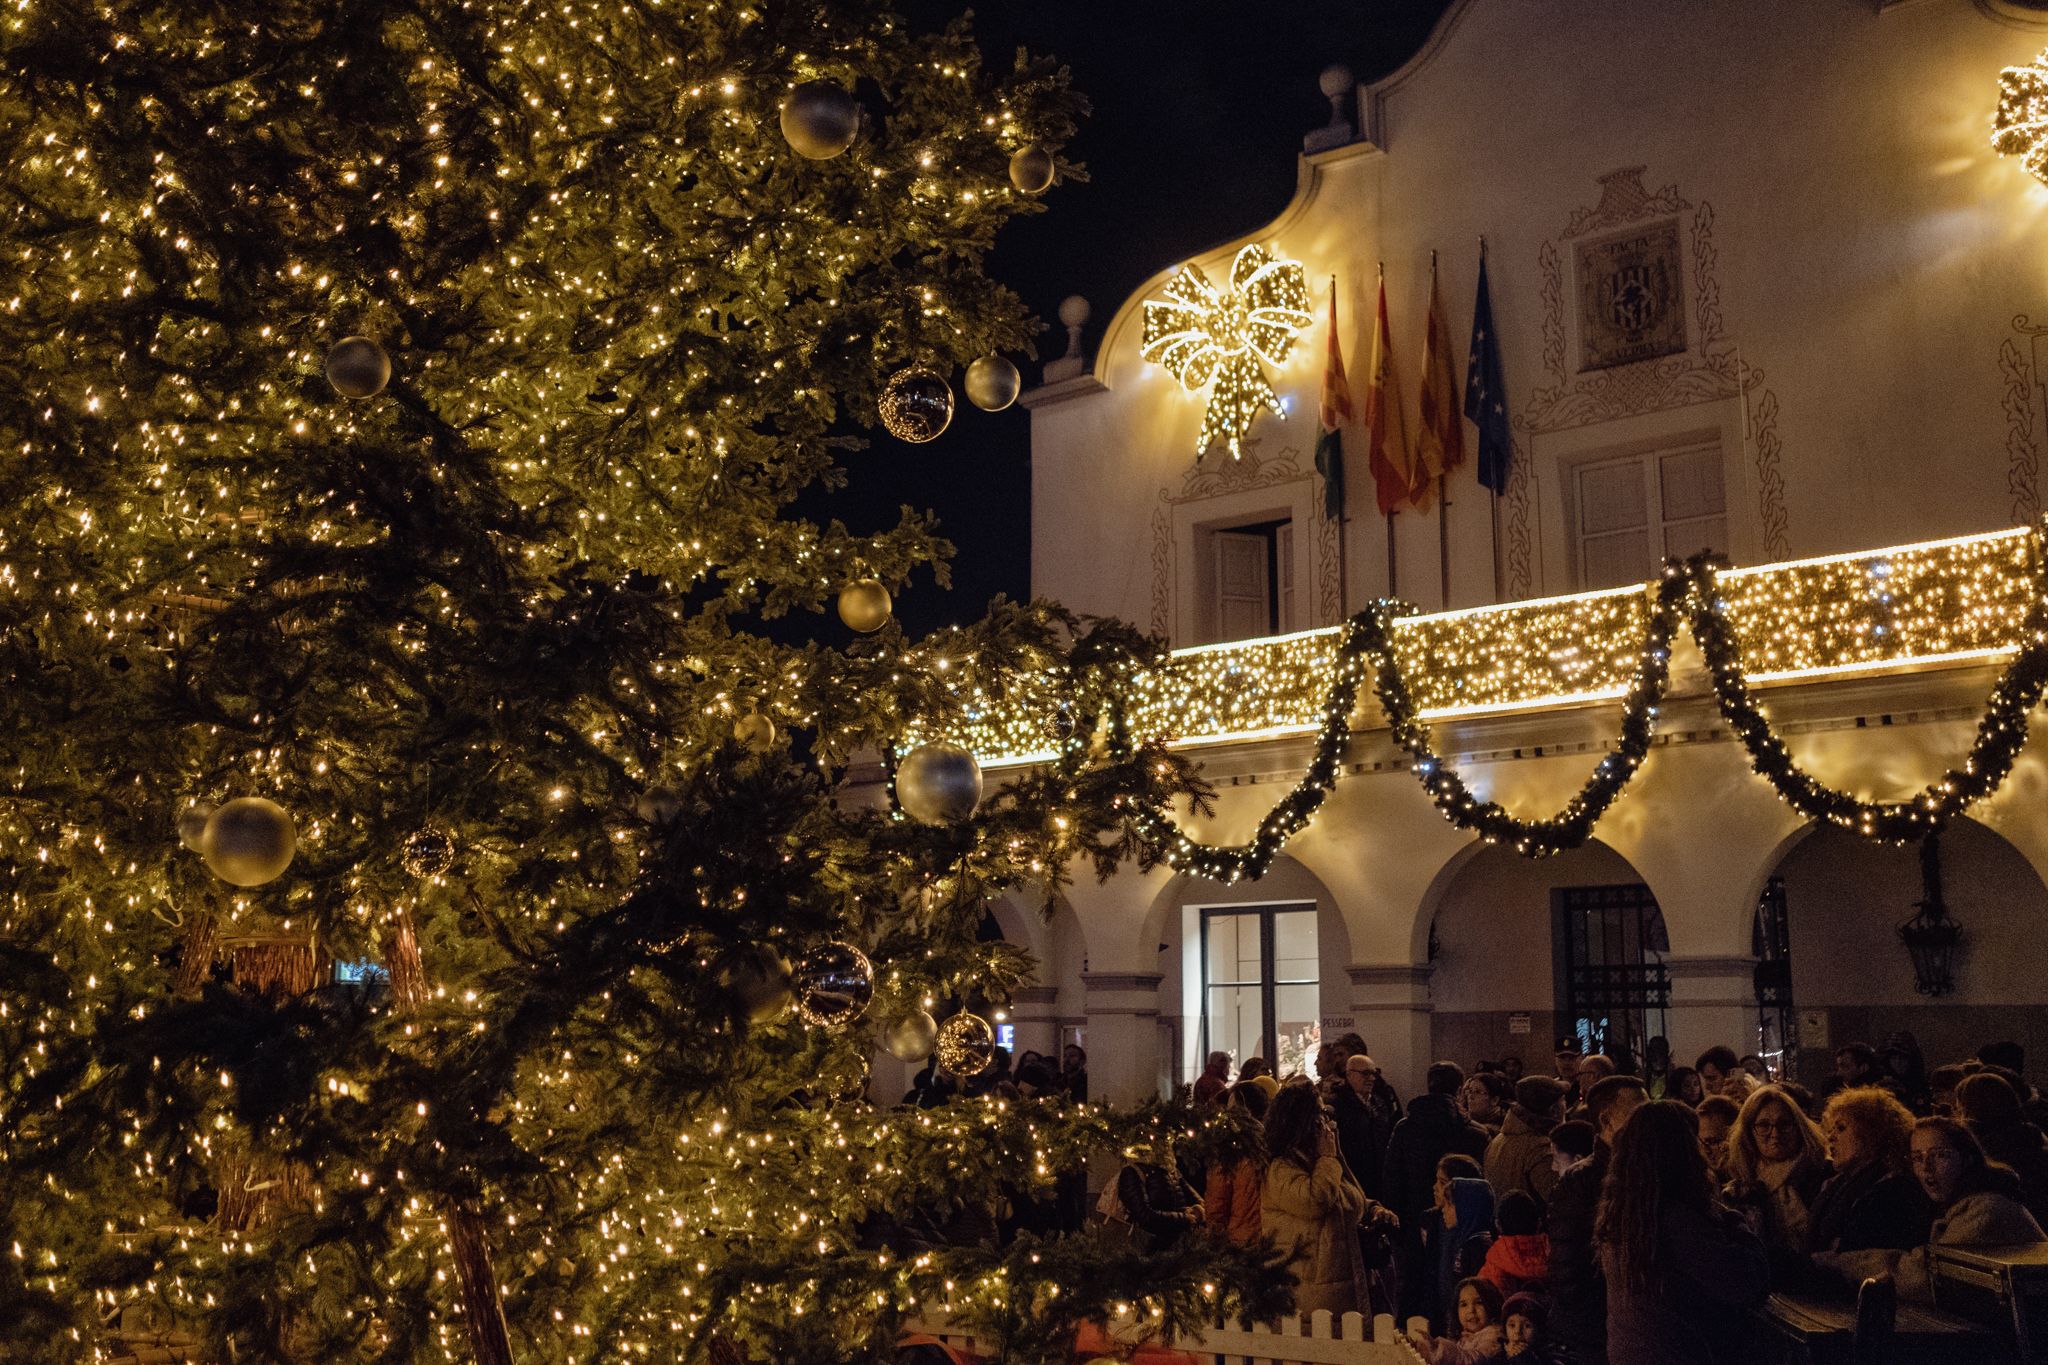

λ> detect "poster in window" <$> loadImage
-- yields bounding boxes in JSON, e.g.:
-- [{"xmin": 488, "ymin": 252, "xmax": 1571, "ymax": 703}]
[{"xmin": 1575, "ymin": 220, "xmax": 1686, "ymax": 371}]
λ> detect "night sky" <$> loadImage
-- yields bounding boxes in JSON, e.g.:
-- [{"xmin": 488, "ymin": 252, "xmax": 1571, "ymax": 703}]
[{"xmin": 835, "ymin": 2, "xmax": 1454, "ymax": 636}]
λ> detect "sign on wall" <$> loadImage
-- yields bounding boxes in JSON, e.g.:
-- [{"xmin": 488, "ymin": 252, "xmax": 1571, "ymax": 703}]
[{"xmin": 1576, "ymin": 219, "xmax": 1687, "ymax": 371}]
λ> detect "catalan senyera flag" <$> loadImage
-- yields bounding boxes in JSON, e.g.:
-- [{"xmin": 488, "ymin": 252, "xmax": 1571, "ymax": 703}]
[
  {"xmin": 1416, "ymin": 260, "xmax": 1465, "ymax": 512},
  {"xmin": 1366, "ymin": 273, "xmax": 1417, "ymax": 518},
  {"xmin": 1315, "ymin": 285, "xmax": 1351, "ymax": 521}
]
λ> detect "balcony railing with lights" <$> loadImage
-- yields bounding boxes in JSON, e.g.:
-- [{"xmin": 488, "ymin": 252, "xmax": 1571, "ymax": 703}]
[{"xmin": 926, "ymin": 526, "xmax": 2043, "ymax": 769}]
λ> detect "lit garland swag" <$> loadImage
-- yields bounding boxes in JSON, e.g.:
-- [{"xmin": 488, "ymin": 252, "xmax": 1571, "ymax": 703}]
[{"xmin": 1088, "ymin": 551, "xmax": 2048, "ymax": 882}]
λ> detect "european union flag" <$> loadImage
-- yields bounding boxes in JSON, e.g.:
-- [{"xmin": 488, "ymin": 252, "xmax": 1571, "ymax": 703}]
[{"xmin": 1465, "ymin": 253, "xmax": 1511, "ymax": 495}]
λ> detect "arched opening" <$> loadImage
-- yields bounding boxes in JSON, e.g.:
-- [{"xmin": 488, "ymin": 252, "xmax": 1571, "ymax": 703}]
[
  {"xmin": 1764, "ymin": 815, "xmax": 2048, "ymax": 1093},
  {"xmin": 1153, "ymin": 856, "xmax": 1353, "ymax": 1090},
  {"xmin": 1427, "ymin": 839, "xmax": 1667, "ymax": 1072}
]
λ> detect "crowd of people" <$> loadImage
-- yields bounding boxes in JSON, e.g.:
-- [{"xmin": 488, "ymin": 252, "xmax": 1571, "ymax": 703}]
[{"xmin": 1109, "ymin": 1033, "xmax": 2048, "ymax": 1364}]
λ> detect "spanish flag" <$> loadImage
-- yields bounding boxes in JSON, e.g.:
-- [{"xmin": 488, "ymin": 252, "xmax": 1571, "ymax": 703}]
[
  {"xmin": 1366, "ymin": 268, "xmax": 1417, "ymax": 517},
  {"xmin": 1416, "ymin": 255, "xmax": 1465, "ymax": 511},
  {"xmin": 1315, "ymin": 283, "xmax": 1351, "ymax": 521}
]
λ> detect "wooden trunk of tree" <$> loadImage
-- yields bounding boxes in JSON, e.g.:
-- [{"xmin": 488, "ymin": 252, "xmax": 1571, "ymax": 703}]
[{"xmin": 383, "ymin": 904, "xmax": 517, "ymax": 1365}]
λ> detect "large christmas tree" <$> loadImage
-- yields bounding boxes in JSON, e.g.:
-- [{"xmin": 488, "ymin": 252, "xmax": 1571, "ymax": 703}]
[{"xmin": 0, "ymin": 2, "xmax": 1283, "ymax": 1362}]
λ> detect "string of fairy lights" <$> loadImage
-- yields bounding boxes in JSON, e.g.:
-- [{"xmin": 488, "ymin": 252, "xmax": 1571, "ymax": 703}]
[{"xmin": 909, "ymin": 524, "xmax": 2048, "ymax": 881}]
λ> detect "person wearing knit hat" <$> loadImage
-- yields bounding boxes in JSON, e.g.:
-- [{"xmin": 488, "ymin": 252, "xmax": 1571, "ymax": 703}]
[
  {"xmin": 1486, "ymin": 1075, "xmax": 1568, "ymax": 1209},
  {"xmin": 1500, "ymin": 1292, "xmax": 1548, "ymax": 1361}
]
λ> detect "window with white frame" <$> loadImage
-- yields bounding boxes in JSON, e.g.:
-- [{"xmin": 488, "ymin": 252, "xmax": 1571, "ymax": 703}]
[
  {"xmin": 1208, "ymin": 518, "xmax": 1295, "ymax": 642},
  {"xmin": 1570, "ymin": 442, "xmax": 1726, "ymax": 589},
  {"xmin": 1200, "ymin": 904, "xmax": 1319, "ymax": 1078}
]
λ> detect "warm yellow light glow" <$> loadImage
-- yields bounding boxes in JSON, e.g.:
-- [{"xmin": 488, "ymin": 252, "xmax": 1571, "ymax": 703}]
[
  {"xmin": 1139, "ymin": 243, "xmax": 1311, "ymax": 459},
  {"xmin": 1996, "ymin": 49, "xmax": 2048, "ymax": 182},
  {"xmin": 920, "ymin": 525, "xmax": 2044, "ymax": 765}
]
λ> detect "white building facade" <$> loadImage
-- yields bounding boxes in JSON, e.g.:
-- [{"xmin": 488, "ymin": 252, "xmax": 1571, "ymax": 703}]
[{"xmin": 887, "ymin": 0, "xmax": 2048, "ymax": 1106}]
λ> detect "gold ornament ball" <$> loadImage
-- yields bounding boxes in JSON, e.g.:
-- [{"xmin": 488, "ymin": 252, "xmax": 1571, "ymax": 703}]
[
  {"xmin": 400, "ymin": 824, "xmax": 457, "ymax": 878},
  {"xmin": 935, "ymin": 1011, "xmax": 996, "ymax": 1076},
  {"xmin": 1008, "ymin": 143, "xmax": 1055, "ymax": 194},
  {"xmin": 878, "ymin": 365, "xmax": 953, "ymax": 443},
  {"xmin": 794, "ymin": 941, "xmax": 875, "ymax": 1029},
  {"xmin": 964, "ymin": 355, "xmax": 1021, "ymax": 412},
  {"xmin": 325, "ymin": 335, "xmax": 391, "ymax": 399},
  {"xmin": 837, "ymin": 578, "xmax": 892, "ymax": 633},
  {"xmin": 176, "ymin": 802, "xmax": 214, "ymax": 853},
  {"xmin": 879, "ymin": 1009, "xmax": 939, "ymax": 1062},
  {"xmin": 895, "ymin": 741, "xmax": 983, "ymax": 825},
  {"xmin": 718, "ymin": 945, "xmax": 794, "ymax": 1025},
  {"xmin": 200, "ymin": 797, "xmax": 297, "ymax": 888},
  {"xmin": 734, "ymin": 712, "xmax": 777, "ymax": 753},
  {"xmin": 779, "ymin": 80, "xmax": 861, "ymax": 160}
]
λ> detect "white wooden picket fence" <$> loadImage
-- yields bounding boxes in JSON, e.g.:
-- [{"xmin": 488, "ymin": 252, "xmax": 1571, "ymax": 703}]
[{"xmin": 907, "ymin": 1308, "xmax": 1428, "ymax": 1365}]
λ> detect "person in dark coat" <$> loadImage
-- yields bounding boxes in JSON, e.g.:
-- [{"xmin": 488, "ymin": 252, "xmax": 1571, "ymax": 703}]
[
  {"xmin": 1548, "ymin": 1074, "xmax": 1645, "ymax": 1365},
  {"xmin": 1388, "ymin": 1062, "xmax": 1492, "ymax": 1320},
  {"xmin": 1596, "ymin": 1100, "xmax": 1769, "ymax": 1365},
  {"xmin": 1803, "ymin": 1086, "xmax": 1931, "ymax": 1289},
  {"xmin": 1332, "ymin": 1053, "xmax": 1397, "ymax": 1200},
  {"xmin": 1110, "ymin": 1150, "xmax": 1204, "ymax": 1252},
  {"xmin": 1956, "ymin": 1070, "xmax": 2048, "ymax": 1226}
]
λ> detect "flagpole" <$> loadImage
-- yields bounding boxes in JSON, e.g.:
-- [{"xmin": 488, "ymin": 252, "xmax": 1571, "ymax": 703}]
[
  {"xmin": 1332, "ymin": 274, "xmax": 1350, "ymax": 620},
  {"xmin": 1431, "ymin": 253, "xmax": 1449, "ymax": 608},
  {"xmin": 1490, "ymin": 487, "xmax": 1504, "ymax": 603},
  {"xmin": 1379, "ymin": 260, "xmax": 1397, "ymax": 600}
]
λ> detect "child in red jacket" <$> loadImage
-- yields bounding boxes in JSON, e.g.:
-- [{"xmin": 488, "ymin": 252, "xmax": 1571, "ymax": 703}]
[{"xmin": 1477, "ymin": 1191, "xmax": 1549, "ymax": 1297}]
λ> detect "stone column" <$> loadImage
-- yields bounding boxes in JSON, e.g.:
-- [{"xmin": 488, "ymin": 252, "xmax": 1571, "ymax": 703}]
[
  {"xmin": 1345, "ymin": 964, "xmax": 1435, "ymax": 1100},
  {"xmin": 1082, "ymin": 972, "xmax": 1165, "ymax": 1104},
  {"xmin": 1007, "ymin": 985, "xmax": 1062, "ymax": 1062},
  {"xmin": 1663, "ymin": 955, "xmax": 1760, "ymax": 1066}
]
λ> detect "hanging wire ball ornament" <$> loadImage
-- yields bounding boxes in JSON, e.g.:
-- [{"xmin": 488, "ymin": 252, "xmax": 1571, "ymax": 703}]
[
  {"xmin": 779, "ymin": 80, "xmax": 860, "ymax": 160},
  {"xmin": 935, "ymin": 1011, "xmax": 996, "ymax": 1076},
  {"xmin": 200, "ymin": 797, "xmax": 297, "ymax": 888},
  {"xmin": 878, "ymin": 364, "xmax": 953, "ymax": 443},
  {"xmin": 325, "ymin": 335, "xmax": 391, "ymax": 399},
  {"xmin": 837, "ymin": 578, "xmax": 892, "ymax": 633},
  {"xmin": 964, "ymin": 355, "xmax": 1021, "ymax": 412},
  {"xmin": 794, "ymin": 941, "xmax": 875, "ymax": 1028},
  {"xmin": 879, "ymin": 1008, "xmax": 939, "ymax": 1062},
  {"xmin": 400, "ymin": 824, "xmax": 457, "ymax": 878},
  {"xmin": 1046, "ymin": 702, "xmax": 1078, "ymax": 742}
]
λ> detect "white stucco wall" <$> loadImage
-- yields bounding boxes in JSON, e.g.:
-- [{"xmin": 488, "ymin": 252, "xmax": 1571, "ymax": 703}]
[{"xmin": 1029, "ymin": 0, "xmax": 2048, "ymax": 631}]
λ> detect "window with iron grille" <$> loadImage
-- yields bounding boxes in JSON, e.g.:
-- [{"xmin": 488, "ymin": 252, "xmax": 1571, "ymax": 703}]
[
  {"xmin": 1555, "ymin": 883, "xmax": 1670, "ymax": 1061},
  {"xmin": 1753, "ymin": 876, "xmax": 1796, "ymax": 1073}
]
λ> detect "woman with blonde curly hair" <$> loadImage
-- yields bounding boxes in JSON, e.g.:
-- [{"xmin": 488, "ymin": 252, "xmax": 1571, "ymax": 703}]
[
  {"xmin": 1805, "ymin": 1087, "xmax": 1930, "ymax": 1261},
  {"xmin": 1723, "ymin": 1084, "xmax": 1831, "ymax": 1256}
]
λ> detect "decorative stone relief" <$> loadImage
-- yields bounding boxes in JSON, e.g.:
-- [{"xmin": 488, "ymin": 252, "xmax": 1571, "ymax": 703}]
[
  {"xmin": 1516, "ymin": 170, "xmax": 1791, "ymax": 569},
  {"xmin": 2005, "ymin": 318, "xmax": 2046, "ymax": 524}
]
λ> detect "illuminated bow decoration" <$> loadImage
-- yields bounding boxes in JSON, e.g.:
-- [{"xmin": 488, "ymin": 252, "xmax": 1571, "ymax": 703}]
[
  {"xmin": 1994, "ymin": 49, "xmax": 2048, "ymax": 182},
  {"xmin": 1141, "ymin": 243, "xmax": 1312, "ymax": 459}
]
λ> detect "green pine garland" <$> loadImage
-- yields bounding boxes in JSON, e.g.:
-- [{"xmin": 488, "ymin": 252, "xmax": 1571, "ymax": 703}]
[{"xmin": 1108, "ymin": 543, "xmax": 2048, "ymax": 878}]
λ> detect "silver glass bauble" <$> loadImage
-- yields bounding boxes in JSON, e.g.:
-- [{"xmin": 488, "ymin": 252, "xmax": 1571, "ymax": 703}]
[
  {"xmin": 1008, "ymin": 144, "xmax": 1055, "ymax": 194},
  {"xmin": 794, "ymin": 940, "xmax": 874, "ymax": 1029},
  {"xmin": 176, "ymin": 802, "xmax": 214, "ymax": 853},
  {"xmin": 895, "ymin": 741, "xmax": 983, "ymax": 825},
  {"xmin": 325, "ymin": 335, "xmax": 390, "ymax": 399},
  {"xmin": 719, "ymin": 944, "xmax": 794, "ymax": 1025},
  {"xmin": 780, "ymin": 80, "xmax": 860, "ymax": 160},
  {"xmin": 879, "ymin": 1009, "xmax": 939, "ymax": 1063},
  {"xmin": 964, "ymin": 355, "xmax": 1021, "ymax": 412},
  {"xmin": 878, "ymin": 365, "xmax": 953, "ymax": 443},
  {"xmin": 200, "ymin": 796, "xmax": 297, "ymax": 888},
  {"xmin": 734, "ymin": 713, "xmax": 777, "ymax": 753},
  {"xmin": 836, "ymin": 578, "xmax": 892, "ymax": 633}
]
